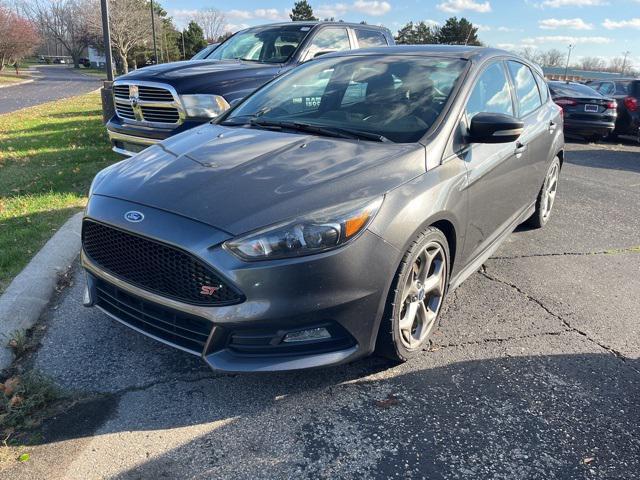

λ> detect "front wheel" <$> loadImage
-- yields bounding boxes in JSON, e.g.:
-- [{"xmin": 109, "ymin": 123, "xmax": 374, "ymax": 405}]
[
  {"xmin": 526, "ymin": 156, "xmax": 561, "ymax": 229},
  {"xmin": 376, "ymin": 227, "xmax": 450, "ymax": 362}
]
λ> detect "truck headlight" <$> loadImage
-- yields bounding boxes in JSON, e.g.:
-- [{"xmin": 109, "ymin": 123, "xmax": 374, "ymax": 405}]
[
  {"xmin": 180, "ymin": 94, "xmax": 230, "ymax": 119},
  {"xmin": 224, "ymin": 197, "xmax": 383, "ymax": 261}
]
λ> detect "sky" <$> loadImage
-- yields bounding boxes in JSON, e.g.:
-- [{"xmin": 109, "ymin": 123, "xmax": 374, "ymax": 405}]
[{"xmin": 161, "ymin": 0, "xmax": 640, "ymax": 69}]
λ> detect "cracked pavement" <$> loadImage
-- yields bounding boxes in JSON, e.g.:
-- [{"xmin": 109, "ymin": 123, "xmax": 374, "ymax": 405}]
[{"xmin": 4, "ymin": 140, "xmax": 640, "ymax": 479}]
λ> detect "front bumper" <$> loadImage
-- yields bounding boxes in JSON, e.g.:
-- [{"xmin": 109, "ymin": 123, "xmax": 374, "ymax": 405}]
[{"xmin": 81, "ymin": 196, "xmax": 400, "ymax": 372}]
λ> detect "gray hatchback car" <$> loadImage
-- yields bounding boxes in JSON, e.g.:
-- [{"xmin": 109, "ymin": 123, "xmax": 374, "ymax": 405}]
[{"xmin": 82, "ymin": 46, "xmax": 564, "ymax": 372}]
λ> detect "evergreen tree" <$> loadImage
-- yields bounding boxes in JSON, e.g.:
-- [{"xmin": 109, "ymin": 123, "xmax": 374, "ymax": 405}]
[
  {"xmin": 436, "ymin": 17, "xmax": 481, "ymax": 46},
  {"xmin": 395, "ymin": 21, "xmax": 416, "ymax": 44},
  {"xmin": 182, "ymin": 21, "xmax": 208, "ymax": 58},
  {"xmin": 290, "ymin": 1, "xmax": 318, "ymax": 21},
  {"xmin": 395, "ymin": 21, "xmax": 437, "ymax": 45}
]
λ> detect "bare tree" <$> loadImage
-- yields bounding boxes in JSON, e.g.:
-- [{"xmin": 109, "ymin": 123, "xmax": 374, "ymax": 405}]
[
  {"xmin": 87, "ymin": 0, "xmax": 151, "ymax": 74},
  {"xmin": 538, "ymin": 48, "xmax": 564, "ymax": 68},
  {"xmin": 518, "ymin": 47, "xmax": 540, "ymax": 65},
  {"xmin": 22, "ymin": 0, "xmax": 92, "ymax": 68},
  {"xmin": 607, "ymin": 56, "xmax": 625, "ymax": 73},
  {"xmin": 579, "ymin": 56, "xmax": 605, "ymax": 71},
  {"xmin": 194, "ymin": 8, "xmax": 226, "ymax": 43}
]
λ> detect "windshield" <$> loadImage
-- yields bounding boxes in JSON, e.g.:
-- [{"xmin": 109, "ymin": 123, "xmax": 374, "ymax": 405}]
[
  {"xmin": 550, "ymin": 82, "xmax": 602, "ymax": 98},
  {"xmin": 192, "ymin": 44, "xmax": 218, "ymax": 60},
  {"xmin": 207, "ymin": 25, "xmax": 310, "ymax": 64},
  {"xmin": 223, "ymin": 55, "xmax": 468, "ymax": 143}
]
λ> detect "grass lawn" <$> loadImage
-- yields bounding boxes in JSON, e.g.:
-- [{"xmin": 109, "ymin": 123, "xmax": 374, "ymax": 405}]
[
  {"xmin": 0, "ymin": 72, "xmax": 32, "ymax": 87},
  {"xmin": 0, "ymin": 91, "xmax": 119, "ymax": 292},
  {"xmin": 78, "ymin": 67, "xmax": 108, "ymax": 79}
]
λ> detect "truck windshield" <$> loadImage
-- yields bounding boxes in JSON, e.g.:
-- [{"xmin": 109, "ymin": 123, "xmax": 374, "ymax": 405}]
[
  {"xmin": 223, "ymin": 55, "xmax": 468, "ymax": 143},
  {"xmin": 208, "ymin": 25, "xmax": 310, "ymax": 64}
]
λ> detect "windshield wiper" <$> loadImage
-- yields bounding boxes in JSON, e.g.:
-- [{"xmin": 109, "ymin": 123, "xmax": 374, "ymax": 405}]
[{"xmin": 249, "ymin": 119, "xmax": 391, "ymax": 143}]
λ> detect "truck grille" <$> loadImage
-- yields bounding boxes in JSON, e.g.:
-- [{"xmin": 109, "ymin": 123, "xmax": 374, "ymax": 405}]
[
  {"xmin": 82, "ymin": 220, "xmax": 243, "ymax": 306},
  {"xmin": 112, "ymin": 82, "xmax": 183, "ymax": 125},
  {"xmin": 95, "ymin": 278, "xmax": 212, "ymax": 354}
]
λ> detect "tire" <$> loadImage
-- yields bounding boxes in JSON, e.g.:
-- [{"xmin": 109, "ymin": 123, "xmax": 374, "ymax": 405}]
[
  {"xmin": 526, "ymin": 157, "xmax": 561, "ymax": 229},
  {"xmin": 376, "ymin": 227, "xmax": 450, "ymax": 362}
]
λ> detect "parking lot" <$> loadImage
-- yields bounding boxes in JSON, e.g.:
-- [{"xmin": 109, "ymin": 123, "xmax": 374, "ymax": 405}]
[{"xmin": 4, "ymin": 139, "xmax": 640, "ymax": 480}]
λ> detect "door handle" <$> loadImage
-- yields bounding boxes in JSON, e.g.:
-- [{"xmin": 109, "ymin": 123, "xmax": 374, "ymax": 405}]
[
  {"xmin": 549, "ymin": 121, "xmax": 557, "ymax": 133},
  {"xmin": 514, "ymin": 142, "xmax": 528, "ymax": 157}
]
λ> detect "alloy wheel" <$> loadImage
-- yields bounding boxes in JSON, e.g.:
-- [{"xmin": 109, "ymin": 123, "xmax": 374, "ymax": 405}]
[
  {"xmin": 398, "ymin": 241, "xmax": 447, "ymax": 349},
  {"xmin": 541, "ymin": 162, "xmax": 559, "ymax": 222}
]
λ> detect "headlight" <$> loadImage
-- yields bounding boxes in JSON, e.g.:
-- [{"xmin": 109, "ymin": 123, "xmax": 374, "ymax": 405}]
[
  {"xmin": 225, "ymin": 197, "xmax": 383, "ymax": 261},
  {"xmin": 181, "ymin": 94, "xmax": 230, "ymax": 119}
]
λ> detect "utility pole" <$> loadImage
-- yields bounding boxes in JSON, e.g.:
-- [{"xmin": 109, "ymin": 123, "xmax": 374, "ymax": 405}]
[
  {"xmin": 182, "ymin": 31, "xmax": 186, "ymax": 60},
  {"xmin": 99, "ymin": 0, "xmax": 113, "ymax": 81},
  {"xmin": 564, "ymin": 44, "xmax": 573, "ymax": 82},
  {"xmin": 620, "ymin": 50, "xmax": 630, "ymax": 76},
  {"xmin": 150, "ymin": 0, "xmax": 159, "ymax": 64}
]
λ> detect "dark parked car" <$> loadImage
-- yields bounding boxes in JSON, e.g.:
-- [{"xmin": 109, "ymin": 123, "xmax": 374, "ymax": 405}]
[
  {"xmin": 586, "ymin": 78, "xmax": 640, "ymax": 142},
  {"xmin": 83, "ymin": 46, "xmax": 564, "ymax": 372},
  {"xmin": 191, "ymin": 43, "xmax": 220, "ymax": 60},
  {"xmin": 548, "ymin": 81, "xmax": 617, "ymax": 141},
  {"xmin": 106, "ymin": 22, "xmax": 395, "ymax": 156}
]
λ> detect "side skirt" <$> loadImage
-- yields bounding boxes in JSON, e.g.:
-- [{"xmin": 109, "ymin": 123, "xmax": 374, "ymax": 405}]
[{"xmin": 448, "ymin": 202, "xmax": 535, "ymax": 292}]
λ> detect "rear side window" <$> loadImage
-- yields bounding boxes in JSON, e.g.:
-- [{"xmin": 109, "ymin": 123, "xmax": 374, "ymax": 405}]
[
  {"xmin": 306, "ymin": 28, "xmax": 350, "ymax": 59},
  {"xmin": 507, "ymin": 61, "xmax": 542, "ymax": 117},
  {"xmin": 534, "ymin": 73, "xmax": 549, "ymax": 103},
  {"xmin": 597, "ymin": 82, "xmax": 615, "ymax": 96},
  {"xmin": 355, "ymin": 29, "xmax": 388, "ymax": 47},
  {"xmin": 615, "ymin": 81, "xmax": 631, "ymax": 95},
  {"xmin": 466, "ymin": 62, "xmax": 514, "ymax": 118}
]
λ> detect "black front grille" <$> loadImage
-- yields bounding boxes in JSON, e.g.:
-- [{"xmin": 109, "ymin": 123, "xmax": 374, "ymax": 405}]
[
  {"xmin": 113, "ymin": 85, "xmax": 130, "ymax": 99},
  {"xmin": 141, "ymin": 105, "xmax": 180, "ymax": 123},
  {"xmin": 82, "ymin": 220, "xmax": 242, "ymax": 306},
  {"xmin": 95, "ymin": 278, "xmax": 212, "ymax": 353},
  {"xmin": 138, "ymin": 86, "xmax": 174, "ymax": 102},
  {"xmin": 115, "ymin": 103, "xmax": 135, "ymax": 120}
]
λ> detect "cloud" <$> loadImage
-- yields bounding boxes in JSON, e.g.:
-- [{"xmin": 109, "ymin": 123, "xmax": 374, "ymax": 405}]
[
  {"xmin": 539, "ymin": 0, "xmax": 608, "ymax": 7},
  {"xmin": 497, "ymin": 26, "xmax": 520, "ymax": 32},
  {"xmin": 521, "ymin": 35, "xmax": 613, "ymax": 44},
  {"xmin": 316, "ymin": 1, "xmax": 392, "ymax": 18},
  {"xmin": 226, "ymin": 9, "xmax": 288, "ymax": 21},
  {"xmin": 436, "ymin": 0, "xmax": 491, "ymax": 13},
  {"xmin": 539, "ymin": 18, "xmax": 593, "ymax": 29},
  {"xmin": 603, "ymin": 18, "xmax": 640, "ymax": 29}
]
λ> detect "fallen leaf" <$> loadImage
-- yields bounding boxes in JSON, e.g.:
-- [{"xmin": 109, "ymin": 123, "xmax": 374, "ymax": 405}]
[
  {"xmin": 375, "ymin": 395, "xmax": 400, "ymax": 409},
  {"xmin": 9, "ymin": 395, "xmax": 24, "ymax": 407},
  {"xmin": 18, "ymin": 453, "xmax": 30, "ymax": 462},
  {"xmin": 3, "ymin": 377, "xmax": 20, "ymax": 396},
  {"xmin": 582, "ymin": 457, "xmax": 595, "ymax": 465}
]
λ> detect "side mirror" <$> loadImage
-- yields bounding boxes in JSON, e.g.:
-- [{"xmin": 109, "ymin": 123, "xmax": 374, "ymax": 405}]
[{"xmin": 468, "ymin": 112, "xmax": 524, "ymax": 144}]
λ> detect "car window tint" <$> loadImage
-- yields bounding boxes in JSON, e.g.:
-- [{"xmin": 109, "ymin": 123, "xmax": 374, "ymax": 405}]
[
  {"xmin": 306, "ymin": 28, "xmax": 350, "ymax": 59},
  {"xmin": 598, "ymin": 82, "xmax": 615, "ymax": 96},
  {"xmin": 535, "ymin": 73, "xmax": 549, "ymax": 103},
  {"xmin": 615, "ymin": 82, "xmax": 631, "ymax": 95},
  {"xmin": 355, "ymin": 29, "xmax": 388, "ymax": 47},
  {"xmin": 507, "ymin": 61, "xmax": 542, "ymax": 117},
  {"xmin": 466, "ymin": 62, "xmax": 513, "ymax": 118}
]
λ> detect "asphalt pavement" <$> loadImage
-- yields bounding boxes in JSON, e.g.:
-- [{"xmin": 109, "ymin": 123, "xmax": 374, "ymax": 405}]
[
  {"xmin": 0, "ymin": 66, "xmax": 102, "ymax": 115},
  {"xmin": 3, "ymin": 140, "xmax": 640, "ymax": 479}
]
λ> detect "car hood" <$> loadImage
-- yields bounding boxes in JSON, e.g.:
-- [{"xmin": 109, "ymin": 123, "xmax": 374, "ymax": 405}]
[
  {"xmin": 93, "ymin": 124, "xmax": 426, "ymax": 235},
  {"xmin": 117, "ymin": 60, "xmax": 282, "ymax": 93}
]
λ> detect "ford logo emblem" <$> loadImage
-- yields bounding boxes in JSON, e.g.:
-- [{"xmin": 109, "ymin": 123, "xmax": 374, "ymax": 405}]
[{"xmin": 124, "ymin": 211, "xmax": 144, "ymax": 223}]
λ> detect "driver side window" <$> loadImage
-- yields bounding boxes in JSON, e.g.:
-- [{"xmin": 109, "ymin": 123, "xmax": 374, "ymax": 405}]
[
  {"xmin": 305, "ymin": 28, "xmax": 350, "ymax": 60},
  {"xmin": 466, "ymin": 63, "xmax": 514, "ymax": 119}
]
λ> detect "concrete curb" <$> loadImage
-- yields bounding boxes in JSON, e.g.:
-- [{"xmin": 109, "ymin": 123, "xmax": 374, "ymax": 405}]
[
  {"xmin": 0, "ymin": 78, "xmax": 34, "ymax": 89},
  {"xmin": 0, "ymin": 212, "xmax": 83, "ymax": 371}
]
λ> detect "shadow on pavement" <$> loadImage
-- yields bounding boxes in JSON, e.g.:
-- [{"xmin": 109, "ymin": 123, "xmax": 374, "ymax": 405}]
[
  {"xmin": 565, "ymin": 148, "xmax": 640, "ymax": 174},
  {"xmin": 26, "ymin": 352, "xmax": 640, "ymax": 479}
]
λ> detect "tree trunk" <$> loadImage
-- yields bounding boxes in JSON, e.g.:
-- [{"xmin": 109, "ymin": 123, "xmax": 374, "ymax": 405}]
[{"xmin": 118, "ymin": 50, "xmax": 129, "ymax": 74}]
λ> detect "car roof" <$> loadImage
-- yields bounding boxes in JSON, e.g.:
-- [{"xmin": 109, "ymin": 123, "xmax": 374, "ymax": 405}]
[
  {"xmin": 323, "ymin": 45, "xmax": 530, "ymax": 64},
  {"xmin": 246, "ymin": 21, "xmax": 390, "ymax": 31}
]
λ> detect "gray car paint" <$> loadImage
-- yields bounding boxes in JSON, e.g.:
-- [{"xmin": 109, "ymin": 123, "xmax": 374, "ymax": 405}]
[{"xmin": 83, "ymin": 46, "xmax": 564, "ymax": 372}]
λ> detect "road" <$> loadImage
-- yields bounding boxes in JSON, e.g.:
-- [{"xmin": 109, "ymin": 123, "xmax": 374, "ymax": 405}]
[
  {"xmin": 4, "ymin": 140, "xmax": 640, "ymax": 479},
  {"xmin": 0, "ymin": 66, "xmax": 102, "ymax": 115}
]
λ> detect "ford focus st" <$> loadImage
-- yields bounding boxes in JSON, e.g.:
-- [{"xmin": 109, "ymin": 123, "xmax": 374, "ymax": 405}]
[{"xmin": 82, "ymin": 46, "xmax": 564, "ymax": 372}]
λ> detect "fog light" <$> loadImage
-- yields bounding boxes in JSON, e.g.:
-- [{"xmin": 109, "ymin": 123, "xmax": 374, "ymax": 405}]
[{"xmin": 283, "ymin": 327, "xmax": 331, "ymax": 343}]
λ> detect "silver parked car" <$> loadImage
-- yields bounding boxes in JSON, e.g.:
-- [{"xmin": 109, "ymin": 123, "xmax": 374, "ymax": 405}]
[{"xmin": 82, "ymin": 46, "xmax": 564, "ymax": 372}]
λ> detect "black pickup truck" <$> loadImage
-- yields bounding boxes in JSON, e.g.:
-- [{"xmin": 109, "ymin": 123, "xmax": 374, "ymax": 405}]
[{"xmin": 107, "ymin": 22, "xmax": 394, "ymax": 156}]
